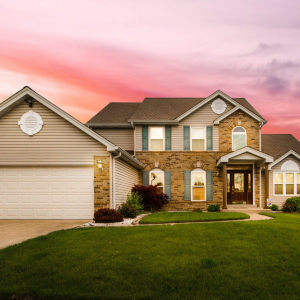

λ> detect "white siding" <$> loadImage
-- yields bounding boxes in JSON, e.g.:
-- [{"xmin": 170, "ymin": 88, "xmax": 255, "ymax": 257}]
[
  {"xmin": 0, "ymin": 101, "xmax": 108, "ymax": 166},
  {"xmin": 269, "ymin": 155, "xmax": 300, "ymax": 207},
  {"xmin": 94, "ymin": 128, "xmax": 134, "ymax": 151},
  {"xmin": 115, "ymin": 159, "xmax": 139, "ymax": 208},
  {"xmin": 134, "ymin": 99, "xmax": 233, "ymax": 151}
]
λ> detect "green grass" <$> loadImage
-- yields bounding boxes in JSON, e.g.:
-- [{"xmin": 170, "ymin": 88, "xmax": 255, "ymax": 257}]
[
  {"xmin": 139, "ymin": 211, "xmax": 250, "ymax": 224},
  {"xmin": 1, "ymin": 213, "xmax": 300, "ymax": 299}
]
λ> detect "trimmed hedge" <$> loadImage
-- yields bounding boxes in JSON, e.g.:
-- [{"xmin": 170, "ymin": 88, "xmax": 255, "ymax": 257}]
[
  {"xmin": 93, "ymin": 208, "xmax": 124, "ymax": 223},
  {"xmin": 282, "ymin": 197, "xmax": 300, "ymax": 212}
]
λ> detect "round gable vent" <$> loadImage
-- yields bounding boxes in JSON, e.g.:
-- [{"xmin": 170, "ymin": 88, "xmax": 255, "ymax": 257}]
[
  {"xmin": 18, "ymin": 111, "xmax": 44, "ymax": 136},
  {"xmin": 211, "ymin": 99, "xmax": 227, "ymax": 114}
]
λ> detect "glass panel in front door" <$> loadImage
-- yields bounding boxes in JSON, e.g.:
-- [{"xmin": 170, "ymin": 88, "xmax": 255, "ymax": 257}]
[{"xmin": 234, "ymin": 173, "xmax": 244, "ymax": 192}]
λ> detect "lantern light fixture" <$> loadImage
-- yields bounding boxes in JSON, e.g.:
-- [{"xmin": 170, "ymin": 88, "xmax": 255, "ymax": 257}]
[{"xmin": 97, "ymin": 159, "xmax": 104, "ymax": 171}]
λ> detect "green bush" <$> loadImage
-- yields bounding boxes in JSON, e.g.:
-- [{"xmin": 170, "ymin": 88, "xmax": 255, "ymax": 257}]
[
  {"xmin": 126, "ymin": 192, "xmax": 144, "ymax": 212},
  {"xmin": 193, "ymin": 208, "xmax": 202, "ymax": 212},
  {"xmin": 117, "ymin": 203, "xmax": 138, "ymax": 218},
  {"xmin": 269, "ymin": 204, "xmax": 279, "ymax": 211},
  {"xmin": 93, "ymin": 208, "xmax": 123, "ymax": 223},
  {"xmin": 282, "ymin": 197, "xmax": 300, "ymax": 212},
  {"xmin": 207, "ymin": 204, "xmax": 220, "ymax": 212}
]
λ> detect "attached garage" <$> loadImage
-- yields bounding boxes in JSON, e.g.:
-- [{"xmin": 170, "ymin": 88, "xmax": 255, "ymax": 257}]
[{"xmin": 0, "ymin": 167, "xmax": 94, "ymax": 219}]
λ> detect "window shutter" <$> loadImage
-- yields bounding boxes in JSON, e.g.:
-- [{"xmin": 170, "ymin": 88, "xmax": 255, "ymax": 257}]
[
  {"xmin": 206, "ymin": 170, "xmax": 213, "ymax": 200},
  {"xmin": 142, "ymin": 126, "xmax": 148, "ymax": 150},
  {"xmin": 184, "ymin": 171, "xmax": 191, "ymax": 200},
  {"xmin": 165, "ymin": 171, "xmax": 171, "ymax": 200},
  {"xmin": 206, "ymin": 126, "xmax": 213, "ymax": 150},
  {"xmin": 165, "ymin": 126, "xmax": 172, "ymax": 151},
  {"xmin": 184, "ymin": 126, "xmax": 190, "ymax": 150},
  {"xmin": 142, "ymin": 171, "xmax": 149, "ymax": 186}
]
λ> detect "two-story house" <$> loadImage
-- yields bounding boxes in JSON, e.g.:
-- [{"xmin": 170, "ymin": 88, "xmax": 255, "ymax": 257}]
[{"xmin": 0, "ymin": 87, "xmax": 299, "ymax": 219}]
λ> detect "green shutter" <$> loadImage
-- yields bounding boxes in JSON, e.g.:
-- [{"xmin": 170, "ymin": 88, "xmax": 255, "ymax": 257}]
[
  {"xmin": 165, "ymin": 171, "xmax": 171, "ymax": 200},
  {"xmin": 206, "ymin": 126, "xmax": 213, "ymax": 150},
  {"xmin": 184, "ymin": 126, "xmax": 190, "ymax": 150},
  {"xmin": 184, "ymin": 171, "xmax": 191, "ymax": 200},
  {"xmin": 165, "ymin": 126, "xmax": 172, "ymax": 151},
  {"xmin": 142, "ymin": 171, "xmax": 149, "ymax": 186},
  {"xmin": 206, "ymin": 170, "xmax": 213, "ymax": 200},
  {"xmin": 142, "ymin": 126, "xmax": 148, "ymax": 150}
]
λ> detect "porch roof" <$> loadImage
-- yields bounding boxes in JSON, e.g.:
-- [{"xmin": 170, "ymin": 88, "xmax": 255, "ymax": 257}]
[{"xmin": 217, "ymin": 147, "xmax": 274, "ymax": 167}]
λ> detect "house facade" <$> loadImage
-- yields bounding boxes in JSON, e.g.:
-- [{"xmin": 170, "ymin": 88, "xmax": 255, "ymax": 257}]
[{"xmin": 0, "ymin": 87, "xmax": 299, "ymax": 219}]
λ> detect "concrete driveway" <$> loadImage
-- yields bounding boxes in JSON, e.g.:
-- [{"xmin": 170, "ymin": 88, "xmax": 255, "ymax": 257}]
[{"xmin": 0, "ymin": 220, "xmax": 90, "ymax": 249}]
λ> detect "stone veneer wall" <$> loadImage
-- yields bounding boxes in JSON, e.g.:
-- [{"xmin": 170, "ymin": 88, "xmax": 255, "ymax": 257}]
[
  {"xmin": 94, "ymin": 156, "xmax": 110, "ymax": 211},
  {"xmin": 219, "ymin": 110, "xmax": 260, "ymax": 151}
]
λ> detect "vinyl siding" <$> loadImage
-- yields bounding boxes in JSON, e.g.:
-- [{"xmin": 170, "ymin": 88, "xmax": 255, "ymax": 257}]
[
  {"xmin": 94, "ymin": 128, "xmax": 134, "ymax": 151},
  {"xmin": 115, "ymin": 158, "xmax": 139, "ymax": 207},
  {"xmin": 269, "ymin": 155, "xmax": 300, "ymax": 207},
  {"xmin": 135, "ymin": 99, "xmax": 233, "ymax": 151},
  {"xmin": 0, "ymin": 100, "xmax": 108, "ymax": 165}
]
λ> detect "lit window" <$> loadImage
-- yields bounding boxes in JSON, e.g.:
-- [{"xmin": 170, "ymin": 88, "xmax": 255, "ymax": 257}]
[
  {"xmin": 191, "ymin": 127, "xmax": 205, "ymax": 151},
  {"xmin": 286, "ymin": 173, "xmax": 294, "ymax": 194},
  {"xmin": 232, "ymin": 127, "xmax": 246, "ymax": 151},
  {"xmin": 274, "ymin": 172, "xmax": 300, "ymax": 196},
  {"xmin": 274, "ymin": 173, "xmax": 283, "ymax": 195},
  {"xmin": 150, "ymin": 169, "xmax": 164, "ymax": 193},
  {"xmin": 191, "ymin": 169, "xmax": 205, "ymax": 201},
  {"xmin": 150, "ymin": 127, "xmax": 164, "ymax": 151}
]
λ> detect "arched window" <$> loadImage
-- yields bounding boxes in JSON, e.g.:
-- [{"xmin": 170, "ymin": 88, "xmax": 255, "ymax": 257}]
[
  {"xmin": 149, "ymin": 168, "xmax": 164, "ymax": 193},
  {"xmin": 232, "ymin": 127, "xmax": 246, "ymax": 151},
  {"xmin": 191, "ymin": 168, "xmax": 206, "ymax": 201}
]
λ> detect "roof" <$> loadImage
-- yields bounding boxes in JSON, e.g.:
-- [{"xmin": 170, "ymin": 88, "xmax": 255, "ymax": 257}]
[
  {"xmin": 87, "ymin": 95, "xmax": 264, "ymax": 125},
  {"xmin": 87, "ymin": 102, "xmax": 140, "ymax": 125},
  {"xmin": 261, "ymin": 134, "xmax": 300, "ymax": 160}
]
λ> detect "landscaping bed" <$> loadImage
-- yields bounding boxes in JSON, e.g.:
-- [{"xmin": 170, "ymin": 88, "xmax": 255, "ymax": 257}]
[{"xmin": 139, "ymin": 211, "xmax": 250, "ymax": 224}]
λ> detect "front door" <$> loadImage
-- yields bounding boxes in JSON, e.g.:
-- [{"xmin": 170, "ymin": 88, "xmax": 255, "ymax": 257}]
[{"xmin": 227, "ymin": 171, "xmax": 253, "ymax": 204}]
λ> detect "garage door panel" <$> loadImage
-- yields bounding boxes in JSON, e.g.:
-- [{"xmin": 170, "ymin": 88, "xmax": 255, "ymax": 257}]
[{"xmin": 0, "ymin": 167, "xmax": 94, "ymax": 219}]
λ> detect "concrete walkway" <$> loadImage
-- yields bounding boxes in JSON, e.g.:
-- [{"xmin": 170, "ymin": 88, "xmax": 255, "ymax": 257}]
[{"xmin": 0, "ymin": 220, "xmax": 89, "ymax": 249}]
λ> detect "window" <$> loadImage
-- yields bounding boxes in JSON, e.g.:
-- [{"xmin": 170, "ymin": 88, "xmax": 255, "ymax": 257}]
[
  {"xmin": 232, "ymin": 127, "xmax": 246, "ymax": 151},
  {"xmin": 191, "ymin": 169, "xmax": 206, "ymax": 201},
  {"xmin": 149, "ymin": 127, "xmax": 164, "ymax": 151},
  {"xmin": 274, "ymin": 172, "xmax": 300, "ymax": 196},
  {"xmin": 150, "ymin": 169, "xmax": 164, "ymax": 192},
  {"xmin": 191, "ymin": 127, "xmax": 205, "ymax": 151}
]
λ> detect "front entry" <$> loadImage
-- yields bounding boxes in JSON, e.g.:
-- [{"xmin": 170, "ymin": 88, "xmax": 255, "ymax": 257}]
[{"xmin": 227, "ymin": 170, "xmax": 253, "ymax": 204}]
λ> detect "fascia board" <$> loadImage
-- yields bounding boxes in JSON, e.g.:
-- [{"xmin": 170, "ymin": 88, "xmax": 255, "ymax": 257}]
[
  {"xmin": 268, "ymin": 150, "xmax": 300, "ymax": 170},
  {"xmin": 129, "ymin": 120, "xmax": 179, "ymax": 125},
  {"xmin": 86, "ymin": 123, "xmax": 133, "ymax": 128}
]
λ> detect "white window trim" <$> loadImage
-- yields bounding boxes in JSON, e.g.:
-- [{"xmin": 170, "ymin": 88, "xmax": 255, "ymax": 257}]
[
  {"xmin": 149, "ymin": 168, "xmax": 164, "ymax": 192},
  {"xmin": 149, "ymin": 126, "xmax": 165, "ymax": 151},
  {"xmin": 232, "ymin": 126, "xmax": 247, "ymax": 151},
  {"xmin": 191, "ymin": 168, "xmax": 206, "ymax": 201},
  {"xmin": 190, "ymin": 127, "xmax": 206, "ymax": 151},
  {"xmin": 273, "ymin": 172, "xmax": 300, "ymax": 196}
]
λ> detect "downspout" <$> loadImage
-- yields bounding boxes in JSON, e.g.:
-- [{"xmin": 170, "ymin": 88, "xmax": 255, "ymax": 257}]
[{"xmin": 112, "ymin": 152, "xmax": 122, "ymax": 209}]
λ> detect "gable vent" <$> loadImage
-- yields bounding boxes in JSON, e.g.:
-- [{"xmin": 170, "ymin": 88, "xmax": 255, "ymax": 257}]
[{"xmin": 18, "ymin": 111, "xmax": 44, "ymax": 136}]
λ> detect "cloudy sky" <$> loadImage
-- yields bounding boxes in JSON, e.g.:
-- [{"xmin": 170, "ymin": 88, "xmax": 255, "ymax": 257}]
[{"xmin": 0, "ymin": 0, "xmax": 299, "ymax": 138}]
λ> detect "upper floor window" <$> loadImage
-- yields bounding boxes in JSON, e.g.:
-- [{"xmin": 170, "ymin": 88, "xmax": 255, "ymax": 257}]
[
  {"xmin": 191, "ymin": 127, "xmax": 205, "ymax": 151},
  {"xmin": 149, "ymin": 127, "xmax": 164, "ymax": 151},
  {"xmin": 150, "ymin": 168, "xmax": 164, "ymax": 192},
  {"xmin": 191, "ymin": 168, "xmax": 206, "ymax": 201},
  {"xmin": 232, "ymin": 126, "xmax": 246, "ymax": 151}
]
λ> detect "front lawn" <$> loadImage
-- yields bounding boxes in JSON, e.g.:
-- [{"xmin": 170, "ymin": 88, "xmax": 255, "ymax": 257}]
[
  {"xmin": 1, "ymin": 213, "xmax": 300, "ymax": 299},
  {"xmin": 140, "ymin": 211, "xmax": 250, "ymax": 224}
]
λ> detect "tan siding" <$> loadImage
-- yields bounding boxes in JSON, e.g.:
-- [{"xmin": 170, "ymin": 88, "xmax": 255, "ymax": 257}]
[
  {"xmin": 135, "ymin": 100, "xmax": 233, "ymax": 151},
  {"xmin": 94, "ymin": 128, "xmax": 134, "ymax": 151},
  {"xmin": 115, "ymin": 159, "xmax": 139, "ymax": 207},
  {"xmin": 269, "ymin": 155, "xmax": 300, "ymax": 207},
  {"xmin": 0, "ymin": 100, "xmax": 108, "ymax": 165}
]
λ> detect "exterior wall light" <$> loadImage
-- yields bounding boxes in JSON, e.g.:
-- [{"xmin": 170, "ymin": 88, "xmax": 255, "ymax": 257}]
[
  {"xmin": 97, "ymin": 159, "xmax": 104, "ymax": 170},
  {"xmin": 216, "ymin": 171, "xmax": 220, "ymax": 177}
]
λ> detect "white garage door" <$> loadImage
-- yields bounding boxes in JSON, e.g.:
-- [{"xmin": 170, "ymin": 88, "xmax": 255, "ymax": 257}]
[{"xmin": 0, "ymin": 167, "xmax": 94, "ymax": 219}]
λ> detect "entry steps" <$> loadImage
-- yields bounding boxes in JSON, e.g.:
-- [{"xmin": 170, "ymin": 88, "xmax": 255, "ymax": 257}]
[{"xmin": 222, "ymin": 204, "xmax": 271, "ymax": 213}]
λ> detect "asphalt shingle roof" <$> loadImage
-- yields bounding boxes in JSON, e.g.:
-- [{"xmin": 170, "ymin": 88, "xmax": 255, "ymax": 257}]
[{"xmin": 261, "ymin": 134, "xmax": 300, "ymax": 160}]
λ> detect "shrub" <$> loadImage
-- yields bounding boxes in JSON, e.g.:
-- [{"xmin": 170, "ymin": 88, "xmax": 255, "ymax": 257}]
[
  {"xmin": 126, "ymin": 192, "xmax": 144, "ymax": 212},
  {"xmin": 269, "ymin": 204, "xmax": 279, "ymax": 211},
  {"xmin": 93, "ymin": 208, "xmax": 123, "ymax": 223},
  {"xmin": 207, "ymin": 204, "xmax": 220, "ymax": 212},
  {"xmin": 282, "ymin": 197, "xmax": 300, "ymax": 212},
  {"xmin": 193, "ymin": 208, "xmax": 202, "ymax": 212},
  {"xmin": 132, "ymin": 185, "xmax": 169, "ymax": 211},
  {"xmin": 117, "ymin": 203, "xmax": 138, "ymax": 218}
]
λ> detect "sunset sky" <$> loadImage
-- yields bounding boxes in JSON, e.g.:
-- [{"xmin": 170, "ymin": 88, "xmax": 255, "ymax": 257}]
[{"xmin": 0, "ymin": 0, "xmax": 299, "ymax": 139}]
